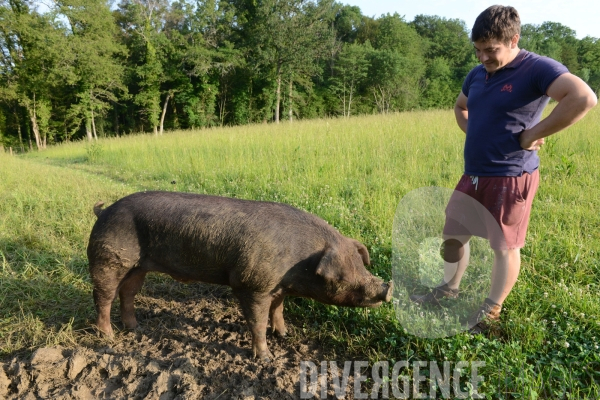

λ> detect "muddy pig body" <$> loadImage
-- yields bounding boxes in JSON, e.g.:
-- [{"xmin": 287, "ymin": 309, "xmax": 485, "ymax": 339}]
[{"xmin": 88, "ymin": 191, "xmax": 393, "ymax": 360}]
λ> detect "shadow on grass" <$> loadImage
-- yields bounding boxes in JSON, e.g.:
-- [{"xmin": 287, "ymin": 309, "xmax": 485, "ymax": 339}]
[
  {"xmin": 23, "ymin": 156, "xmax": 140, "ymax": 190},
  {"xmin": 0, "ymin": 237, "xmax": 95, "ymax": 359},
  {"xmin": 0, "ymin": 239, "xmax": 315, "ymax": 398},
  {"xmin": 0, "ymin": 235, "xmax": 314, "ymax": 367},
  {"xmin": 0, "ymin": 238, "xmax": 225, "ymax": 355}
]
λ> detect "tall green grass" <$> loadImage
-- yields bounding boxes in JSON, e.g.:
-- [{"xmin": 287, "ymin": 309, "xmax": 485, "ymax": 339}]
[{"xmin": 3, "ymin": 106, "xmax": 600, "ymax": 398}]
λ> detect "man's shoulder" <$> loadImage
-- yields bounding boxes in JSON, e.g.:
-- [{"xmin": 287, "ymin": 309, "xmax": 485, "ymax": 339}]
[
  {"xmin": 521, "ymin": 50, "xmax": 567, "ymax": 70},
  {"xmin": 520, "ymin": 50, "xmax": 569, "ymax": 91}
]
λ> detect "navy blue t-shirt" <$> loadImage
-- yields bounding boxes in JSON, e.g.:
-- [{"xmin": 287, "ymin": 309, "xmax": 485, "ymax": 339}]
[{"xmin": 462, "ymin": 49, "xmax": 568, "ymax": 176}]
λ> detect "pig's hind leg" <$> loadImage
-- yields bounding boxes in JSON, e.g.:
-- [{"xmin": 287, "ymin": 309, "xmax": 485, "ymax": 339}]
[
  {"xmin": 93, "ymin": 285, "xmax": 115, "ymax": 337},
  {"xmin": 234, "ymin": 289, "xmax": 273, "ymax": 361},
  {"xmin": 90, "ymin": 261, "xmax": 127, "ymax": 337},
  {"xmin": 118, "ymin": 268, "xmax": 147, "ymax": 330},
  {"xmin": 269, "ymin": 294, "xmax": 287, "ymax": 337}
]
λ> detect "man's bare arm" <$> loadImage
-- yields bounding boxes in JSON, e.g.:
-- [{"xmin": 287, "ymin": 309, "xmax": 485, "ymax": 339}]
[
  {"xmin": 454, "ymin": 91, "xmax": 469, "ymax": 134},
  {"xmin": 520, "ymin": 73, "xmax": 597, "ymax": 150}
]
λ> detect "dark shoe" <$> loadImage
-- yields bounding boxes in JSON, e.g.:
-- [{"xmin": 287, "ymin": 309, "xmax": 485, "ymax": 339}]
[
  {"xmin": 409, "ymin": 283, "xmax": 459, "ymax": 306},
  {"xmin": 468, "ymin": 298, "xmax": 502, "ymax": 334}
]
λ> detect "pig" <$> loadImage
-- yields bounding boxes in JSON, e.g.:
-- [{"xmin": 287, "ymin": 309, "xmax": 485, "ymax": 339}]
[{"xmin": 87, "ymin": 191, "xmax": 393, "ymax": 360}]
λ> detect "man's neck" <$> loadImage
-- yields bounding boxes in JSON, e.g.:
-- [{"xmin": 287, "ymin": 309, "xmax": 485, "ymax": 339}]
[
  {"xmin": 489, "ymin": 47, "xmax": 521, "ymax": 76},
  {"xmin": 507, "ymin": 47, "xmax": 521, "ymax": 65}
]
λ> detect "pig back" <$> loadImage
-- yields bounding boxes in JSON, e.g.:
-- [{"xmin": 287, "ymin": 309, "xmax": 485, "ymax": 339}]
[{"xmin": 90, "ymin": 191, "xmax": 340, "ymax": 290}]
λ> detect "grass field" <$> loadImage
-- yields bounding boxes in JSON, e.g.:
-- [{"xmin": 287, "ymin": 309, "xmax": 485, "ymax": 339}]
[{"xmin": 1, "ymin": 106, "xmax": 599, "ymax": 398}]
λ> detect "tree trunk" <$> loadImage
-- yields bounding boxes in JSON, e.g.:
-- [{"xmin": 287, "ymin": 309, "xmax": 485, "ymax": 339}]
[
  {"xmin": 159, "ymin": 93, "xmax": 172, "ymax": 135},
  {"xmin": 288, "ymin": 79, "xmax": 293, "ymax": 122},
  {"xmin": 86, "ymin": 117, "xmax": 93, "ymax": 141},
  {"xmin": 275, "ymin": 65, "xmax": 281, "ymax": 124},
  {"xmin": 14, "ymin": 107, "xmax": 24, "ymax": 152},
  {"xmin": 114, "ymin": 107, "xmax": 120, "ymax": 137},
  {"xmin": 338, "ymin": 80, "xmax": 348, "ymax": 118},
  {"xmin": 347, "ymin": 79, "xmax": 356, "ymax": 118},
  {"xmin": 373, "ymin": 86, "xmax": 389, "ymax": 114},
  {"xmin": 18, "ymin": 123, "xmax": 24, "ymax": 151},
  {"xmin": 27, "ymin": 101, "xmax": 42, "ymax": 150},
  {"xmin": 91, "ymin": 109, "xmax": 98, "ymax": 140},
  {"xmin": 64, "ymin": 120, "xmax": 69, "ymax": 142},
  {"xmin": 219, "ymin": 85, "xmax": 227, "ymax": 126},
  {"xmin": 90, "ymin": 90, "xmax": 98, "ymax": 140},
  {"xmin": 25, "ymin": 117, "xmax": 32, "ymax": 150}
]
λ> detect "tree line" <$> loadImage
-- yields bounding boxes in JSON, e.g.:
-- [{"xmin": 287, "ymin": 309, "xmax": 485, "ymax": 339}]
[{"xmin": 1, "ymin": 0, "xmax": 599, "ymax": 150}]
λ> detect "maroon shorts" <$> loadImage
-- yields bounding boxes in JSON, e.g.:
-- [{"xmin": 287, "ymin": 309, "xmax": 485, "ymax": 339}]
[{"xmin": 443, "ymin": 170, "xmax": 540, "ymax": 250}]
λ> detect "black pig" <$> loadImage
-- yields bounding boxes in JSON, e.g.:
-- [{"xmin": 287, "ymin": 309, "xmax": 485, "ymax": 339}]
[{"xmin": 87, "ymin": 191, "xmax": 393, "ymax": 360}]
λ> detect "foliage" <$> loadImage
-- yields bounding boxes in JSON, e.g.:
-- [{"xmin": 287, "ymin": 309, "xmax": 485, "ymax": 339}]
[
  {"xmin": 412, "ymin": 15, "xmax": 477, "ymax": 108},
  {"xmin": 1, "ymin": 2, "xmax": 600, "ymax": 145},
  {"xmin": 329, "ymin": 41, "xmax": 370, "ymax": 116},
  {"xmin": 57, "ymin": 0, "xmax": 127, "ymax": 141}
]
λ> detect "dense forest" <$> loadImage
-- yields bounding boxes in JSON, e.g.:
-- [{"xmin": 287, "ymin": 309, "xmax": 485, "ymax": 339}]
[{"xmin": 1, "ymin": 0, "xmax": 599, "ymax": 150}]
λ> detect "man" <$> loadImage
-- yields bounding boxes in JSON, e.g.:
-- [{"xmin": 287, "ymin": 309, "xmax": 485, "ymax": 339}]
[{"xmin": 410, "ymin": 5, "xmax": 597, "ymax": 334}]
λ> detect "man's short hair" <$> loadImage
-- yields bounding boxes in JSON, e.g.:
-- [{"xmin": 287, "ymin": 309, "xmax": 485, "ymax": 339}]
[{"xmin": 471, "ymin": 5, "xmax": 520, "ymax": 45}]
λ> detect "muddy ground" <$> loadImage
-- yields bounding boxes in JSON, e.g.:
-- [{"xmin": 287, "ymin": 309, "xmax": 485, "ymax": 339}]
[{"xmin": 0, "ymin": 281, "xmax": 359, "ymax": 399}]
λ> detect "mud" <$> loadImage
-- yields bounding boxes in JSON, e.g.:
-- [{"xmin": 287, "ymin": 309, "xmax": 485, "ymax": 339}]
[{"xmin": 0, "ymin": 282, "xmax": 349, "ymax": 399}]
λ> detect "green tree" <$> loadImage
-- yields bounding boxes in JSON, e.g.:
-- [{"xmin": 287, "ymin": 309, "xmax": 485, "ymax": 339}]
[
  {"xmin": 244, "ymin": 0, "xmax": 333, "ymax": 123},
  {"xmin": 160, "ymin": 0, "xmax": 213, "ymax": 131},
  {"xmin": 419, "ymin": 57, "xmax": 455, "ymax": 109},
  {"xmin": 177, "ymin": 0, "xmax": 241, "ymax": 128},
  {"xmin": 0, "ymin": 0, "xmax": 68, "ymax": 149},
  {"xmin": 411, "ymin": 15, "xmax": 476, "ymax": 108},
  {"xmin": 520, "ymin": 23, "xmax": 544, "ymax": 53},
  {"xmin": 578, "ymin": 36, "xmax": 600, "ymax": 94},
  {"xmin": 116, "ymin": 0, "xmax": 169, "ymax": 134},
  {"xmin": 329, "ymin": 41, "xmax": 370, "ymax": 117},
  {"xmin": 56, "ymin": 0, "xmax": 127, "ymax": 141},
  {"xmin": 521, "ymin": 22, "xmax": 579, "ymax": 72},
  {"xmin": 411, "ymin": 15, "xmax": 473, "ymax": 67},
  {"xmin": 367, "ymin": 13, "xmax": 425, "ymax": 111},
  {"xmin": 332, "ymin": 3, "xmax": 362, "ymax": 43}
]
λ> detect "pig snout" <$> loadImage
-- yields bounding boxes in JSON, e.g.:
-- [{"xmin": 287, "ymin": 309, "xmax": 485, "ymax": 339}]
[
  {"xmin": 370, "ymin": 279, "xmax": 394, "ymax": 305},
  {"xmin": 353, "ymin": 278, "xmax": 394, "ymax": 307},
  {"xmin": 380, "ymin": 280, "xmax": 394, "ymax": 303}
]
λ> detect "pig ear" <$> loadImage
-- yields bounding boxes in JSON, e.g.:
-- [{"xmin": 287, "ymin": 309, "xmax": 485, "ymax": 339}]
[
  {"xmin": 315, "ymin": 248, "xmax": 353, "ymax": 283},
  {"xmin": 352, "ymin": 240, "xmax": 370, "ymax": 265}
]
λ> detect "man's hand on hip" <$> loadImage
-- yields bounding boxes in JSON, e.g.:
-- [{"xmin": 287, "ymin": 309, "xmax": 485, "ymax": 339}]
[{"xmin": 519, "ymin": 130, "xmax": 545, "ymax": 151}]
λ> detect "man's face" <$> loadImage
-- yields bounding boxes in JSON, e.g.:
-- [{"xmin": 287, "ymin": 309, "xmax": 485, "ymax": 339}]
[{"xmin": 473, "ymin": 35, "xmax": 519, "ymax": 74}]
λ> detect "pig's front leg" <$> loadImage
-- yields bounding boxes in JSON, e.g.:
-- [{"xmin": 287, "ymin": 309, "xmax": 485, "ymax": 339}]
[
  {"xmin": 234, "ymin": 290, "xmax": 273, "ymax": 361},
  {"xmin": 269, "ymin": 294, "xmax": 287, "ymax": 337}
]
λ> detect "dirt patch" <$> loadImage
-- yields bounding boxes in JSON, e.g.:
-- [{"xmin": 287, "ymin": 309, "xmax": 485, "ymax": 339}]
[{"xmin": 0, "ymin": 282, "xmax": 347, "ymax": 399}]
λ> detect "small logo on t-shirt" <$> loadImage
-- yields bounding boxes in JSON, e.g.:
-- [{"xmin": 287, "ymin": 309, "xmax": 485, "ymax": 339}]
[{"xmin": 501, "ymin": 84, "xmax": 513, "ymax": 92}]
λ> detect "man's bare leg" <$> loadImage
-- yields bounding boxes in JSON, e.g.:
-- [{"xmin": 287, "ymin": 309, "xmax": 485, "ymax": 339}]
[
  {"xmin": 410, "ymin": 235, "xmax": 471, "ymax": 305},
  {"xmin": 443, "ymin": 235, "xmax": 471, "ymax": 290},
  {"xmin": 488, "ymin": 248, "xmax": 521, "ymax": 305},
  {"xmin": 444, "ymin": 244, "xmax": 521, "ymax": 303},
  {"xmin": 467, "ymin": 247, "xmax": 520, "ymax": 333}
]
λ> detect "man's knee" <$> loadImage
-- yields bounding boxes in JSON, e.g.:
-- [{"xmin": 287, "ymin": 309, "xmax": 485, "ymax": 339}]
[
  {"xmin": 492, "ymin": 247, "xmax": 520, "ymax": 257},
  {"xmin": 440, "ymin": 237, "xmax": 469, "ymax": 263}
]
